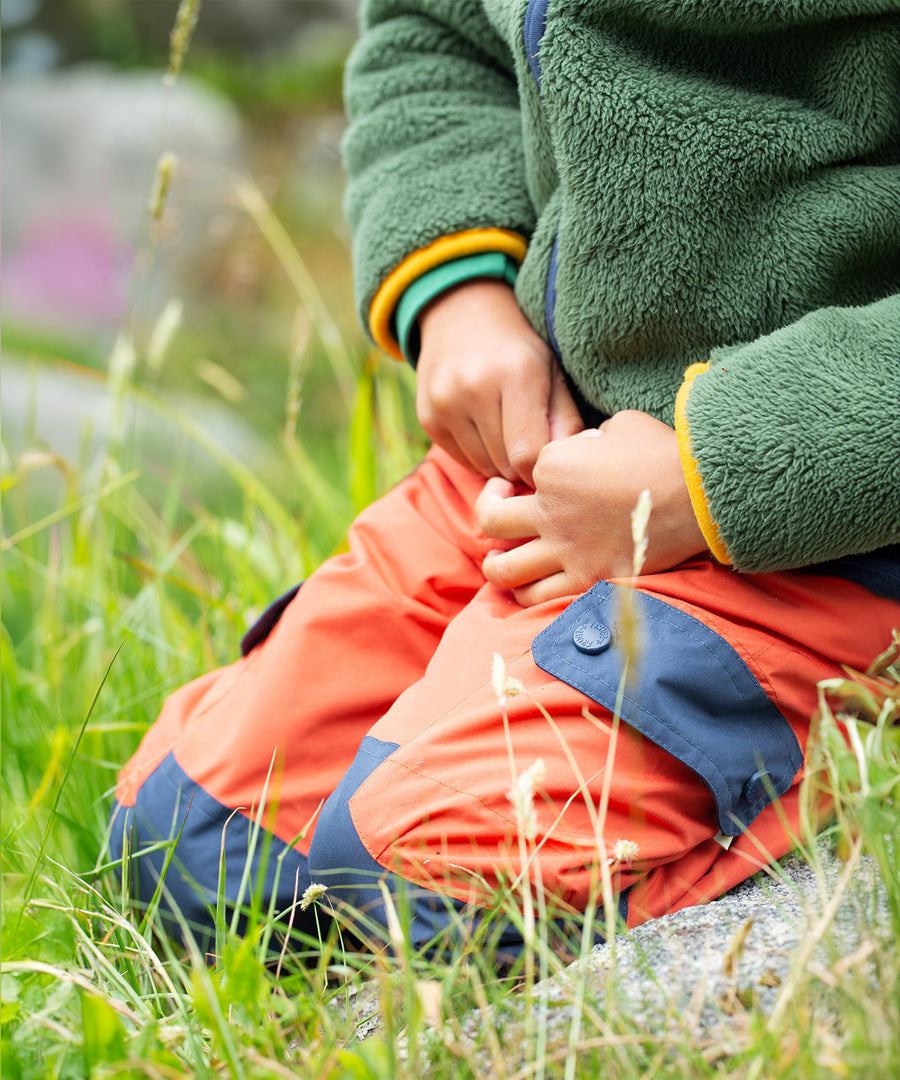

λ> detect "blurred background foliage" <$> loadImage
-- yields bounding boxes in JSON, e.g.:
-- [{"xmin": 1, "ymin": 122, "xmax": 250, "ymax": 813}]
[
  {"xmin": 2, "ymin": 0, "xmax": 423, "ymax": 543},
  {"xmin": 2, "ymin": 0, "xmax": 425, "ymax": 724},
  {"xmin": 1, "ymin": 0, "xmax": 426, "ymax": 945},
  {"xmin": 3, "ymin": 0, "xmax": 351, "ymax": 111}
]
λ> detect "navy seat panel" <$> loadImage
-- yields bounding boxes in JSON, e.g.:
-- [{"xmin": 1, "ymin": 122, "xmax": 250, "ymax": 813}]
[
  {"xmin": 240, "ymin": 583, "xmax": 302, "ymax": 656},
  {"xmin": 532, "ymin": 582, "xmax": 803, "ymax": 836},
  {"xmin": 108, "ymin": 750, "xmax": 318, "ymax": 948},
  {"xmin": 804, "ymin": 545, "xmax": 900, "ymax": 602}
]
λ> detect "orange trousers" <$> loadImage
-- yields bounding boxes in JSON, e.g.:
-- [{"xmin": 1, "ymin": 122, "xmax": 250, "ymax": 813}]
[{"xmin": 110, "ymin": 446, "xmax": 899, "ymax": 948}]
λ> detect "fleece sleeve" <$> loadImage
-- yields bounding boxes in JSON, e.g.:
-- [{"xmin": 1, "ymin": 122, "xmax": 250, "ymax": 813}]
[
  {"xmin": 675, "ymin": 294, "xmax": 900, "ymax": 572},
  {"xmin": 342, "ymin": 0, "xmax": 536, "ymax": 351}
]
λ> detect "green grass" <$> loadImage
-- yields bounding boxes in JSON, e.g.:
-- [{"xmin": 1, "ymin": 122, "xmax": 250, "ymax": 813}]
[
  {"xmin": 3, "ymin": 6, "xmax": 899, "ymax": 1076},
  {"xmin": 3, "ymin": 185, "xmax": 899, "ymax": 1074}
]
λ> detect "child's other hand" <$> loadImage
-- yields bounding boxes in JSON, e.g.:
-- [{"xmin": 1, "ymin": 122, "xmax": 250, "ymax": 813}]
[
  {"xmin": 476, "ymin": 410, "xmax": 708, "ymax": 606},
  {"xmin": 416, "ymin": 279, "xmax": 583, "ymax": 486}
]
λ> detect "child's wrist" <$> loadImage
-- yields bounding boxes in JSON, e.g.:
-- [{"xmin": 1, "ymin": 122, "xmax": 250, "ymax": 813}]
[{"xmin": 403, "ymin": 262, "xmax": 518, "ymax": 364}]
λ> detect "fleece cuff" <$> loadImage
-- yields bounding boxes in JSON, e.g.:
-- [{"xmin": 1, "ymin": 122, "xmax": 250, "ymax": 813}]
[
  {"xmin": 368, "ymin": 228, "xmax": 528, "ymax": 360},
  {"xmin": 674, "ymin": 362, "xmax": 732, "ymax": 565},
  {"xmin": 396, "ymin": 252, "xmax": 519, "ymax": 366}
]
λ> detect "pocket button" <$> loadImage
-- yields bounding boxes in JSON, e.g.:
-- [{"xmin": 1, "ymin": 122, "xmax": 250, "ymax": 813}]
[
  {"xmin": 573, "ymin": 621, "xmax": 612, "ymax": 655},
  {"xmin": 742, "ymin": 770, "xmax": 771, "ymax": 805}
]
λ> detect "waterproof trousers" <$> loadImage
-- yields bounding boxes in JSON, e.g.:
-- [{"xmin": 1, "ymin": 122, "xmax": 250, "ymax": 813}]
[{"xmin": 109, "ymin": 446, "xmax": 899, "ymax": 954}]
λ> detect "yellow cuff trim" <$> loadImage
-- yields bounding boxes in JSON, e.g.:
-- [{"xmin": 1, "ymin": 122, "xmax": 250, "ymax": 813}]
[
  {"xmin": 674, "ymin": 362, "xmax": 732, "ymax": 566},
  {"xmin": 369, "ymin": 228, "xmax": 528, "ymax": 360}
]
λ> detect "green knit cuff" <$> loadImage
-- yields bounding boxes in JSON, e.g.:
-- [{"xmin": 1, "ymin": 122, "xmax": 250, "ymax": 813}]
[{"xmin": 396, "ymin": 252, "xmax": 519, "ymax": 366}]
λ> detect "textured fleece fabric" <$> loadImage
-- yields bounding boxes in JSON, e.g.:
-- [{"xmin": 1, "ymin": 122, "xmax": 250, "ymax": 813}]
[{"xmin": 343, "ymin": 0, "xmax": 900, "ymax": 572}]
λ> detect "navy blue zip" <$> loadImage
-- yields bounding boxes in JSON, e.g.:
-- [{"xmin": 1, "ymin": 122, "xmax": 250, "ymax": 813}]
[
  {"xmin": 523, "ymin": 0, "xmax": 549, "ymax": 89},
  {"xmin": 524, "ymin": 0, "xmax": 606, "ymax": 427}
]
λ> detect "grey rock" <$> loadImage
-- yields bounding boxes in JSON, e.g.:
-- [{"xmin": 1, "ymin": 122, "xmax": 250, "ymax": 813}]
[
  {"xmin": 2, "ymin": 66, "xmax": 243, "ymax": 335},
  {"xmin": 447, "ymin": 850, "xmax": 892, "ymax": 1067},
  {"xmin": 1, "ymin": 353, "xmax": 276, "ymax": 505},
  {"xmin": 577, "ymin": 855, "xmax": 881, "ymax": 1022}
]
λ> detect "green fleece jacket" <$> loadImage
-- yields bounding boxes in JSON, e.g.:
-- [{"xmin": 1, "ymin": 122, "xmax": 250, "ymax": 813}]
[{"xmin": 342, "ymin": 0, "xmax": 900, "ymax": 573}]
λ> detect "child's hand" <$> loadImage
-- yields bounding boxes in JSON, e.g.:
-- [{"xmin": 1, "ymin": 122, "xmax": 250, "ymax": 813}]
[
  {"xmin": 476, "ymin": 410, "xmax": 708, "ymax": 605},
  {"xmin": 416, "ymin": 279, "xmax": 584, "ymax": 486}
]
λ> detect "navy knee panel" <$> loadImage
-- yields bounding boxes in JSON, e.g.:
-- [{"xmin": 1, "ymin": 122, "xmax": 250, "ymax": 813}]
[{"xmin": 108, "ymin": 751, "xmax": 319, "ymax": 950}]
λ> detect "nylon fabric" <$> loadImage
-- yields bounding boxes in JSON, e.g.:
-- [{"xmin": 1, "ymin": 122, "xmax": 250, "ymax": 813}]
[
  {"xmin": 531, "ymin": 582, "xmax": 803, "ymax": 835},
  {"xmin": 113, "ymin": 449, "xmax": 491, "ymax": 856},
  {"xmin": 112, "ymin": 446, "xmax": 900, "ymax": 939},
  {"xmin": 108, "ymin": 751, "xmax": 318, "ymax": 949}
]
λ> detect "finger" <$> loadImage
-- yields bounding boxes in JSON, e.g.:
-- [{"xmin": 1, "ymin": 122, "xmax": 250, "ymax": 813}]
[
  {"xmin": 457, "ymin": 393, "xmax": 517, "ymax": 481},
  {"xmin": 425, "ymin": 416, "xmax": 499, "ymax": 480},
  {"xmin": 478, "ymin": 475, "xmax": 517, "ymax": 501},
  {"xmin": 453, "ymin": 418, "xmax": 508, "ymax": 479},
  {"xmin": 444, "ymin": 388, "xmax": 514, "ymax": 481},
  {"xmin": 475, "ymin": 476, "xmax": 517, "ymax": 531},
  {"xmin": 512, "ymin": 572, "xmax": 580, "ymax": 608},
  {"xmin": 476, "ymin": 481, "xmax": 538, "ymax": 540},
  {"xmin": 425, "ymin": 427, "xmax": 488, "ymax": 479},
  {"xmin": 417, "ymin": 380, "xmax": 502, "ymax": 479},
  {"xmin": 429, "ymin": 394, "xmax": 514, "ymax": 480},
  {"xmin": 482, "ymin": 539, "xmax": 561, "ymax": 590},
  {"xmin": 500, "ymin": 378, "xmax": 556, "ymax": 487},
  {"xmin": 446, "ymin": 411, "xmax": 516, "ymax": 482},
  {"xmin": 478, "ymin": 425, "xmax": 516, "ymax": 483},
  {"xmin": 547, "ymin": 369, "xmax": 585, "ymax": 442}
]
